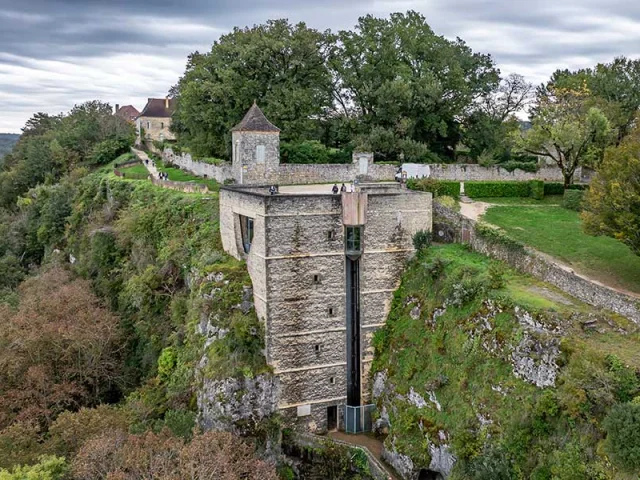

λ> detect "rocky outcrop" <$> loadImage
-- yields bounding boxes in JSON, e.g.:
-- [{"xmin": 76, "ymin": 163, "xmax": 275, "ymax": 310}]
[{"xmin": 197, "ymin": 374, "xmax": 279, "ymax": 434}]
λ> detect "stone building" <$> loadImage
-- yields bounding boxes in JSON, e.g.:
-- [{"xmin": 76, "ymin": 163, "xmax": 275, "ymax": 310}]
[
  {"xmin": 137, "ymin": 97, "xmax": 176, "ymax": 142},
  {"xmin": 115, "ymin": 104, "xmax": 140, "ymax": 123},
  {"xmin": 219, "ymin": 106, "xmax": 432, "ymax": 432}
]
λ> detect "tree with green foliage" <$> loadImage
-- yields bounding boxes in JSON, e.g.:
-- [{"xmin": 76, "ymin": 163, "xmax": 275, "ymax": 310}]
[
  {"xmin": 332, "ymin": 11, "xmax": 499, "ymax": 162},
  {"xmin": 171, "ymin": 19, "xmax": 334, "ymax": 158},
  {"xmin": 604, "ymin": 402, "xmax": 640, "ymax": 471},
  {"xmin": 582, "ymin": 126, "xmax": 640, "ymax": 255},
  {"xmin": 516, "ymin": 86, "xmax": 611, "ymax": 187},
  {"xmin": 0, "ymin": 456, "xmax": 67, "ymax": 480},
  {"xmin": 550, "ymin": 56, "xmax": 640, "ymax": 144}
]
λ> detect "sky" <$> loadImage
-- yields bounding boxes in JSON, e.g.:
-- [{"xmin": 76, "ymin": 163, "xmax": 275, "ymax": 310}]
[{"xmin": 1, "ymin": 0, "xmax": 640, "ymax": 133}]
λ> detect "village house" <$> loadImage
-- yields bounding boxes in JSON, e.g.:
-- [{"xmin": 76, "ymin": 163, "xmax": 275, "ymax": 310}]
[
  {"xmin": 137, "ymin": 97, "xmax": 176, "ymax": 142},
  {"xmin": 114, "ymin": 104, "xmax": 140, "ymax": 123}
]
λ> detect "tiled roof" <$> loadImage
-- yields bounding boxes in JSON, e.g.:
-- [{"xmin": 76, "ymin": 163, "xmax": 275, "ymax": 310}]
[
  {"xmin": 139, "ymin": 98, "xmax": 176, "ymax": 118},
  {"xmin": 231, "ymin": 102, "xmax": 280, "ymax": 132},
  {"xmin": 115, "ymin": 105, "xmax": 140, "ymax": 121}
]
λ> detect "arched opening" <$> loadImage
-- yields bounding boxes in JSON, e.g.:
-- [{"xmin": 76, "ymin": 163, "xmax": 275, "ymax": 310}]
[{"xmin": 418, "ymin": 469, "xmax": 444, "ymax": 480}]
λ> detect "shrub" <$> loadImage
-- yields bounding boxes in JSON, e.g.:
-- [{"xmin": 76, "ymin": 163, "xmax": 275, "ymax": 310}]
[
  {"xmin": 91, "ymin": 138, "xmax": 131, "ymax": 165},
  {"xmin": 0, "ymin": 455, "xmax": 68, "ymax": 480},
  {"xmin": 529, "ymin": 180, "xmax": 544, "ymax": 200},
  {"xmin": 281, "ymin": 141, "xmax": 351, "ymax": 164},
  {"xmin": 545, "ymin": 183, "xmax": 589, "ymax": 195},
  {"xmin": 407, "ymin": 178, "xmax": 461, "ymax": 198},
  {"xmin": 464, "ymin": 181, "xmax": 531, "ymax": 198},
  {"xmin": 562, "ymin": 190, "xmax": 584, "ymax": 211},
  {"xmin": 413, "ymin": 230, "xmax": 432, "ymax": 251},
  {"xmin": 488, "ymin": 262, "xmax": 506, "ymax": 289},
  {"xmin": 435, "ymin": 195, "xmax": 460, "ymax": 212},
  {"xmin": 604, "ymin": 402, "xmax": 640, "ymax": 471}
]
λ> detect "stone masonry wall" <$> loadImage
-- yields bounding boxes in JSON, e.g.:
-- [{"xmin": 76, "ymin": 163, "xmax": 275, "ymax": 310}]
[
  {"xmin": 219, "ymin": 186, "xmax": 433, "ymax": 433},
  {"xmin": 433, "ymin": 202, "xmax": 640, "ymax": 324},
  {"xmin": 163, "ymin": 149, "xmax": 233, "ymax": 183}
]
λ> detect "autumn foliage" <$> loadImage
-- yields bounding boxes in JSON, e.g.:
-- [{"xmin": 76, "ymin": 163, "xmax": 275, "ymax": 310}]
[{"xmin": 0, "ymin": 267, "xmax": 124, "ymax": 430}]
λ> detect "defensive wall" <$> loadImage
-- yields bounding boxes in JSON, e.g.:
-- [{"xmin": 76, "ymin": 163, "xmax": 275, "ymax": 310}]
[
  {"xmin": 433, "ymin": 202, "xmax": 640, "ymax": 324},
  {"xmin": 162, "ymin": 147, "xmax": 583, "ymax": 187},
  {"xmin": 219, "ymin": 183, "xmax": 432, "ymax": 432}
]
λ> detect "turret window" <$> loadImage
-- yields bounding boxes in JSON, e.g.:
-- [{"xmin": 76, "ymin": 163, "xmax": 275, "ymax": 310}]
[{"xmin": 256, "ymin": 145, "xmax": 265, "ymax": 164}]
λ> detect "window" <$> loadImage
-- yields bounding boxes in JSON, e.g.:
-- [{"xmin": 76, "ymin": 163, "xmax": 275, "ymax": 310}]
[
  {"xmin": 313, "ymin": 274, "xmax": 320, "ymax": 284},
  {"xmin": 147, "ymin": 121, "xmax": 151, "ymax": 130},
  {"xmin": 160, "ymin": 122, "xmax": 164, "ymax": 129},
  {"xmin": 256, "ymin": 145, "xmax": 266, "ymax": 164},
  {"xmin": 327, "ymin": 230, "xmax": 335, "ymax": 240},
  {"xmin": 329, "ymin": 377, "xmax": 335, "ymax": 384},
  {"xmin": 328, "ymin": 307, "xmax": 334, "ymax": 316},
  {"xmin": 314, "ymin": 344, "xmax": 321, "ymax": 353},
  {"xmin": 345, "ymin": 226, "xmax": 363, "ymax": 257},
  {"xmin": 239, "ymin": 215, "xmax": 254, "ymax": 254}
]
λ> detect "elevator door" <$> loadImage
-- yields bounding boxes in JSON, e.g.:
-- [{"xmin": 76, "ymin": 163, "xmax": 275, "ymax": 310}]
[{"xmin": 346, "ymin": 257, "xmax": 361, "ymax": 406}]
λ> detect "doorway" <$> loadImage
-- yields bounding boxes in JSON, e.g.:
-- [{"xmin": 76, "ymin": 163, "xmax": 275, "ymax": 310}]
[{"xmin": 327, "ymin": 405, "xmax": 338, "ymax": 431}]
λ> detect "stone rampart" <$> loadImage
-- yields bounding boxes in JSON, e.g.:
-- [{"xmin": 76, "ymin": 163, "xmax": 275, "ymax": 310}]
[
  {"xmin": 404, "ymin": 163, "xmax": 592, "ymax": 183},
  {"xmin": 433, "ymin": 202, "xmax": 640, "ymax": 324},
  {"xmin": 163, "ymin": 149, "xmax": 233, "ymax": 183},
  {"xmin": 150, "ymin": 177, "xmax": 210, "ymax": 194}
]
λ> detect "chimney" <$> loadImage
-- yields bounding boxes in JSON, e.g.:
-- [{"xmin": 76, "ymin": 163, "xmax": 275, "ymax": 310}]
[
  {"xmin": 165, "ymin": 97, "xmax": 169, "ymax": 109},
  {"xmin": 115, "ymin": 104, "xmax": 119, "ymax": 113}
]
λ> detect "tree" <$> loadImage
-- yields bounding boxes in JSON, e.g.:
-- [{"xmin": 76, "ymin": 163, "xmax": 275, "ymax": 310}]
[
  {"xmin": 516, "ymin": 86, "xmax": 611, "ymax": 187},
  {"xmin": 603, "ymin": 402, "xmax": 640, "ymax": 470},
  {"xmin": 582, "ymin": 127, "xmax": 640, "ymax": 255},
  {"xmin": 171, "ymin": 19, "xmax": 334, "ymax": 158},
  {"xmin": 0, "ymin": 268, "xmax": 124, "ymax": 430},
  {"xmin": 0, "ymin": 455, "xmax": 68, "ymax": 480},
  {"xmin": 332, "ymin": 11, "xmax": 498, "ymax": 161},
  {"xmin": 550, "ymin": 57, "xmax": 640, "ymax": 144}
]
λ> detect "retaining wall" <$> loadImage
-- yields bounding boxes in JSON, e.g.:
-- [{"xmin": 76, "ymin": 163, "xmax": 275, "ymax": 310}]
[
  {"xmin": 150, "ymin": 177, "xmax": 210, "ymax": 194},
  {"xmin": 433, "ymin": 203, "xmax": 640, "ymax": 324},
  {"xmin": 404, "ymin": 163, "xmax": 591, "ymax": 183},
  {"xmin": 163, "ymin": 149, "xmax": 233, "ymax": 183}
]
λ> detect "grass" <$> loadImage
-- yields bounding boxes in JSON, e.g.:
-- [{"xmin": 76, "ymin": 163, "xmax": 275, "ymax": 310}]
[
  {"xmin": 119, "ymin": 163, "xmax": 150, "ymax": 177},
  {"xmin": 476, "ymin": 195, "xmax": 563, "ymax": 205},
  {"xmin": 482, "ymin": 205, "xmax": 640, "ymax": 294},
  {"xmin": 155, "ymin": 157, "xmax": 220, "ymax": 192}
]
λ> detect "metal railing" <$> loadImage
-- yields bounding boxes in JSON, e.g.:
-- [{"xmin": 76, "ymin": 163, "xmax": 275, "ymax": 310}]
[{"xmin": 343, "ymin": 404, "xmax": 375, "ymax": 434}]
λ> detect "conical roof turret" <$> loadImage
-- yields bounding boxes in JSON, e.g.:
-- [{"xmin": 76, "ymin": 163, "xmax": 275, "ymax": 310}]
[{"xmin": 231, "ymin": 102, "xmax": 280, "ymax": 132}]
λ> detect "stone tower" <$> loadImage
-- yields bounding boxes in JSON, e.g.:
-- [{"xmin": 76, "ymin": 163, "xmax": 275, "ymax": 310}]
[{"xmin": 231, "ymin": 102, "xmax": 280, "ymax": 184}]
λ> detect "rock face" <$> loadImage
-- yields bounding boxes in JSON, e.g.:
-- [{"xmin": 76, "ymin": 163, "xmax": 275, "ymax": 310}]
[
  {"xmin": 197, "ymin": 374, "xmax": 279, "ymax": 434},
  {"xmin": 382, "ymin": 442, "xmax": 416, "ymax": 480}
]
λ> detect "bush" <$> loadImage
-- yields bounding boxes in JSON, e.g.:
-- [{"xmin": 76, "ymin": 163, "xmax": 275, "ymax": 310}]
[
  {"xmin": 604, "ymin": 402, "xmax": 640, "ymax": 471},
  {"xmin": 529, "ymin": 180, "xmax": 544, "ymax": 200},
  {"xmin": 91, "ymin": 138, "xmax": 131, "ymax": 165},
  {"xmin": 464, "ymin": 181, "xmax": 531, "ymax": 198},
  {"xmin": 407, "ymin": 178, "xmax": 461, "ymax": 198},
  {"xmin": 281, "ymin": 141, "xmax": 351, "ymax": 164},
  {"xmin": 413, "ymin": 230, "xmax": 432, "ymax": 251},
  {"xmin": 544, "ymin": 183, "xmax": 589, "ymax": 195},
  {"xmin": 0, "ymin": 455, "xmax": 68, "ymax": 480},
  {"xmin": 435, "ymin": 195, "xmax": 460, "ymax": 212},
  {"xmin": 562, "ymin": 190, "xmax": 584, "ymax": 211}
]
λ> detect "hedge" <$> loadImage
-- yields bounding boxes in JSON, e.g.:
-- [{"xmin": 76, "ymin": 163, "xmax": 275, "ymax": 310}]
[
  {"xmin": 562, "ymin": 190, "xmax": 584, "ymax": 211},
  {"xmin": 544, "ymin": 183, "xmax": 589, "ymax": 195},
  {"xmin": 464, "ymin": 181, "xmax": 531, "ymax": 198},
  {"xmin": 529, "ymin": 180, "xmax": 544, "ymax": 200},
  {"xmin": 407, "ymin": 178, "xmax": 461, "ymax": 198}
]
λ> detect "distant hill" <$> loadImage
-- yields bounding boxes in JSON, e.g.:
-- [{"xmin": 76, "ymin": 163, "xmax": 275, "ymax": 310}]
[{"xmin": 0, "ymin": 133, "xmax": 20, "ymax": 167}]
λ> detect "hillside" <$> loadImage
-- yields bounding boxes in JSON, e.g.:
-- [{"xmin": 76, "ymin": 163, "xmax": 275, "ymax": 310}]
[{"xmin": 373, "ymin": 244, "xmax": 640, "ymax": 479}]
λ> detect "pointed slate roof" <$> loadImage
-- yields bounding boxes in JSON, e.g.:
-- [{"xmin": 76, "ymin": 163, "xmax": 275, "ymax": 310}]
[{"xmin": 231, "ymin": 102, "xmax": 280, "ymax": 133}]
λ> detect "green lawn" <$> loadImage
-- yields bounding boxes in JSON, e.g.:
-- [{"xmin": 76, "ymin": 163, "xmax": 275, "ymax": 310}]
[
  {"xmin": 477, "ymin": 195, "xmax": 563, "ymax": 205},
  {"xmin": 482, "ymin": 205, "xmax": 640, "ymax": 294},
  {"xmin": 156, "ymin": 158, "xmax": 220, "ymax": 192},
  {"xmin": 120, "ymin": 163, "xmax": 150, "ymax": 177}
]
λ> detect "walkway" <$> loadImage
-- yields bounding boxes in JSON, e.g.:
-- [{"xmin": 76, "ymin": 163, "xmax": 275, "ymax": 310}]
[
  {"xmin": 132, "ymin": 148, "xmax": 160, "ymax": 179},
  {"xmin": 327, "ymin": 431, "xmax": 399, "ymax": 480}
]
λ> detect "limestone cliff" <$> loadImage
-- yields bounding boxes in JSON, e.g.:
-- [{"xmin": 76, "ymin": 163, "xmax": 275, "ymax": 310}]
[{"xmin": 372, "ymin": 244, "xmax": 640, "ymax": 479}]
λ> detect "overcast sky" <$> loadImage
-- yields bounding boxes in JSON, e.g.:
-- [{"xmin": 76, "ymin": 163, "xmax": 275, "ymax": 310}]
[{"xmin": 1, "ymin": 0, "xmax": 640, "ymax": 133}]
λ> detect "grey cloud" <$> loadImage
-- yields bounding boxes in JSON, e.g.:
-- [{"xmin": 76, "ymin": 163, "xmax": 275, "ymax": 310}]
[{"xmin": 2, "ymin": 0, "xmax": 640, "ymax": 131}]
